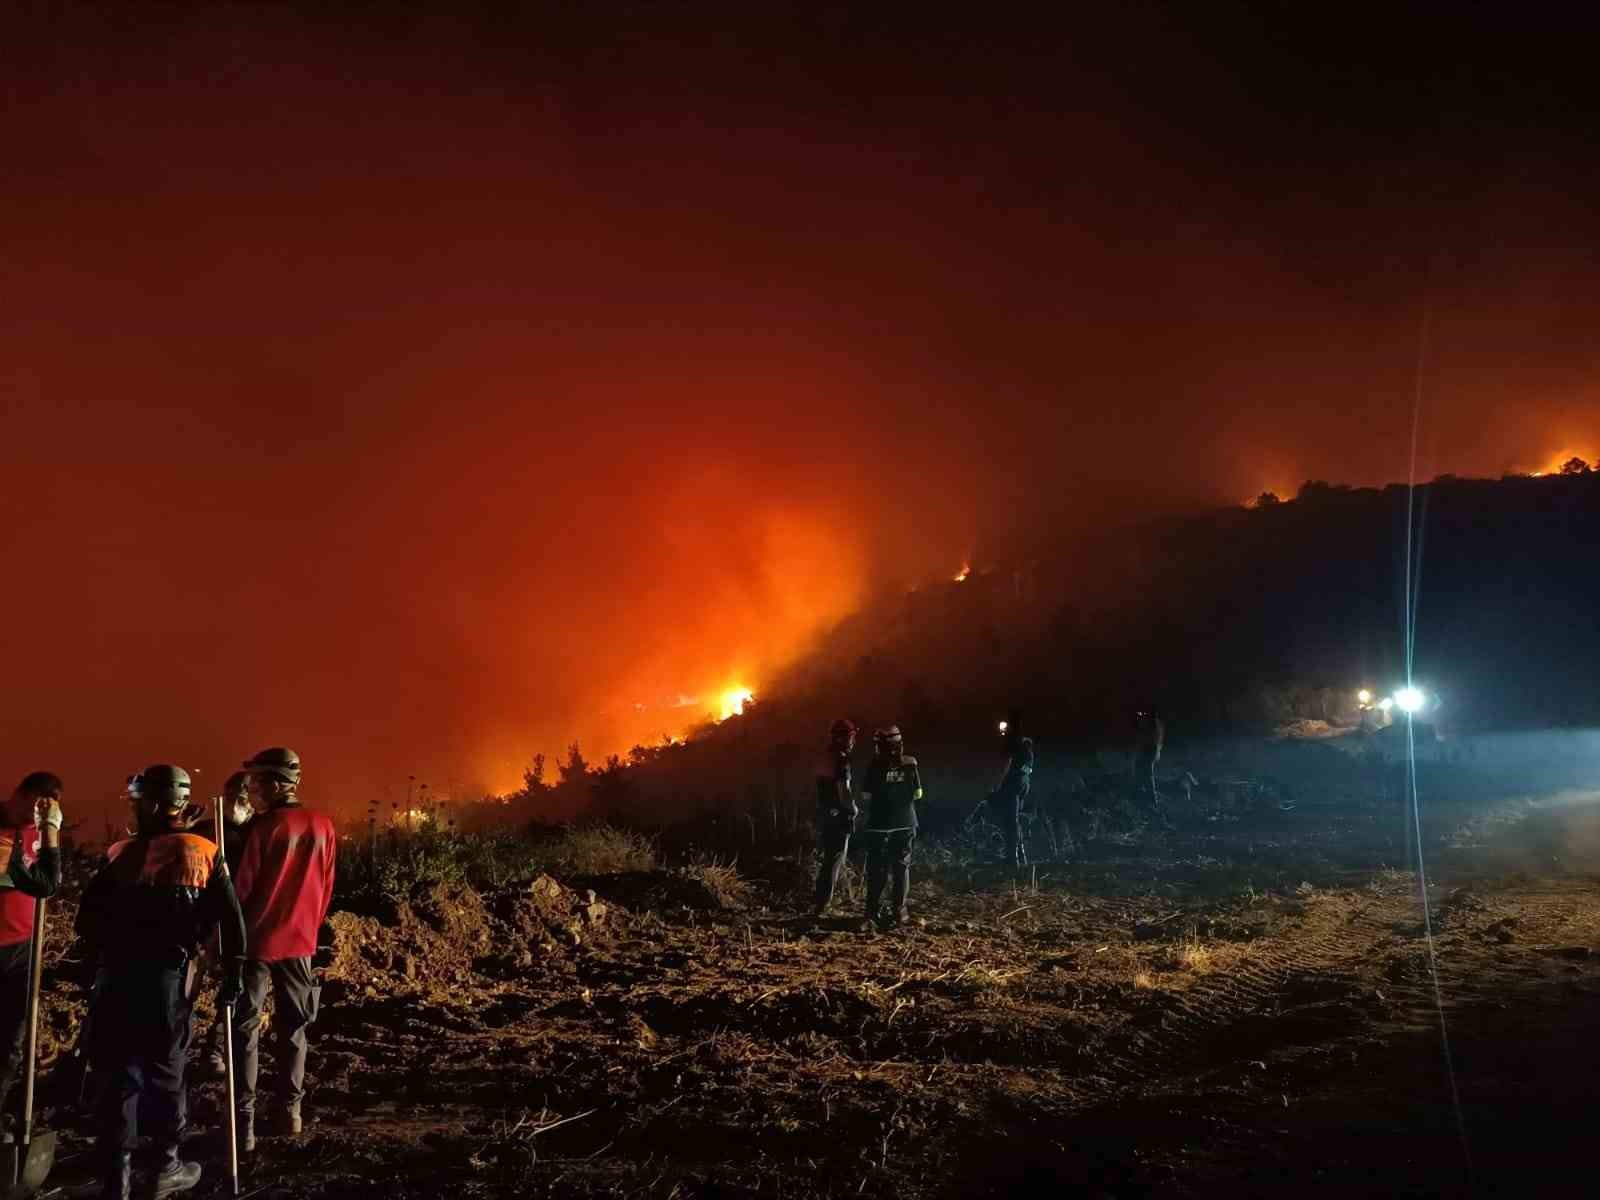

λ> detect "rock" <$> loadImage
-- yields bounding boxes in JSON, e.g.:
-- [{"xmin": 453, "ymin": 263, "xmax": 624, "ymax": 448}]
[
  {"xmin": 398, "ymin": 955, "xmax": 417, "ymax": 980},
  {"xmin": 583, "ymin": 902, "xmax": 608, "ymax": 924},
  {"xmin": 529, "ymin": 874, "xmax": 564, "ymax": 900}
]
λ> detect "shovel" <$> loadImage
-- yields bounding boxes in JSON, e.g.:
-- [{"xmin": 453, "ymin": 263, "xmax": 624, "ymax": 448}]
[
  {"xmin": 213, "ymin": 805, "xmax": 240, "ymax": 1197},
  {"xmin": 5, "ymin": 898, "xmax": 56, "ymax": 1198}
]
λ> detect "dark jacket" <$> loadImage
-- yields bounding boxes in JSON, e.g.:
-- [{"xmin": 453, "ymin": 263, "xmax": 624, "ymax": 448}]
[
  {"xmin": 862, "ymin": 755, "xmax": 922, "ymax": 833},
  {"xmin": 996, "ymin": 738, "xmax": 1035, "ymax": 803},
  {"xmin": 221, "ymin": 813, "xmax": 253, "ymax": 877},
  {"xmin": 815, "ymin": 750, "xmax": 855, "ymax": 830},
  {"xmin": 77, "ymin": 821, "xmax": 245, "ymax": 968}
]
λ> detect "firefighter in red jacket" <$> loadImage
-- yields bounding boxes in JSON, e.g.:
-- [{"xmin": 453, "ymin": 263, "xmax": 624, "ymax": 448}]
[
  {"xmin": 0, "ymin": 773, "xmax": 64, "ymax": 1130},
  {"xmin": 231, "ymin": 747, "xmax": 335, "ymax": 1149},
  {"xmin": 77, "ymin": 765, "xmax": 245, "ymax": 1200}
]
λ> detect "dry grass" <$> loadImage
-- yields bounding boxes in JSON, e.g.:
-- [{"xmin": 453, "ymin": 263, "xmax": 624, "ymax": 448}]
[
  {"xmin": 682, "ymin": 859, "xmax": 751, "ymax": 908},
  {"xmin": 1131, "ymin": 971, "xmax": 1157, "ymax": 990},
  {"xmin": 1172, "ymin": 936, "xmax": 1215, "ymax": 973},
  {"xmin": 557, "ymin": 826, "xmax": 658, "ymax": 874}
]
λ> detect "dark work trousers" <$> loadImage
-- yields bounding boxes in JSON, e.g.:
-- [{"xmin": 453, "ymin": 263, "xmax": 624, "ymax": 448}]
[
  {"xmin": 1000, "ymin": 796, "xmax": 1026, "ymax": 865},
  {"xmin": 813, "ymin": 825, "xmax": 852, "ymax": 914},
  {"xmin": 90, "ymin": 964, "xmax": 193, "ymax": 1152},
  {"xmin": 234, "ymin": 957, "xmax": 318, "ymax": 1118},
  {"xmin": 862, "ymin": 830, "xmax": 915, "ymax": 923},
  {"xmin": 0, "ymin": 940, "xmax": 29, "ymax": 1122}
]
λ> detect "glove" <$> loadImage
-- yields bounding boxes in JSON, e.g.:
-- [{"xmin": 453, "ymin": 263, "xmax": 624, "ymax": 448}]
[
  {"xmin": 33, "ymin": 797, "xmax": 63, "ymax": 832},
  {"xmin": 217, "ymin": 959, "xmax": 245, "ymax": 1009}
]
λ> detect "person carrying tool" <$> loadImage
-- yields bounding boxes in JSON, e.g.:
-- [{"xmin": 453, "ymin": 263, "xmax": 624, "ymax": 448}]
[
  {"xmin": 859, "ymin": 726, "xmax": 922, "ymax": 931},
  {"xmin": 992, "ymin": 713, "xmax": 1035, "ymax": 868},
  {"xmin": 204, "ymin": 773, "xmax": 256, "ymax": 1077},
  {"xmin": 0, "ymin": 774, "xmax": 64, "ymax": 1131},
  {"xmin": 76, "ymin": 765, "xmax": 245, "ymax": 1200},
  {"xmin": 811, "ymin": 719, "xmax": 858, "ymax": 920},
  {"xmin": 231, "ymin": 748, "xmax": 335, "ymax": 1150}
]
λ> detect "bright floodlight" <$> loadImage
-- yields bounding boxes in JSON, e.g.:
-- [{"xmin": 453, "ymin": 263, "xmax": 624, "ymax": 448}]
[
  {"xmin": 998, "ymin": 720, "xmax": 1009, "ymax": 734},
  {"xmin": 1357, "ymin": 689, "xmax": 1373, "ymax": 705},
  {"xmin": 1394, "ymin": 686, "xmax": 1426, "ymax": 715}
]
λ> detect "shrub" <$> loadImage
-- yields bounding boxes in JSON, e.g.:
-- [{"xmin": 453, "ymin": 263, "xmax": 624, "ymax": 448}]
[{"xmin": 336, "ymin": 824, "xmax": 659, "ymax": 910}]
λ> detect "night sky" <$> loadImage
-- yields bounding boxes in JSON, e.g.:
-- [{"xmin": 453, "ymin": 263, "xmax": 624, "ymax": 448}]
[{"xmin": 6, "ymin": 3, "xmax": 1599, "ymax": 818}]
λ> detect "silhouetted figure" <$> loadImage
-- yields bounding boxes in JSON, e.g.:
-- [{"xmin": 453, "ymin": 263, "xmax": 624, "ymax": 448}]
[
  {"xmin": 861, "ymin": 726, "xmax": 922, "ymax": 930},
  {"xmin": 993, "ymin": 717, "xmax": 1035, "ymax": 867},
  {"xmin": 1133, "ymin": 710, "xmax": 1164, "ymax": 803},
  {"xmin": 78, "ymin": 765, "xmax": 245, "ymax": 1200},
  {"xmin": 812, "ymin": 720, "xmax": 858, "ymax": 919},
  {"xmin": 204, "ymin": 772, "xmax": 256, "ymax": 1076}
]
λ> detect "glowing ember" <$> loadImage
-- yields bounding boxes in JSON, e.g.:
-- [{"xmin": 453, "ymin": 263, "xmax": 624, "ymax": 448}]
[
  {"xmin": 719, "ymin": 687, "xmax": 755, "ymax": 719},
  {"xmin": 954, "ymin": 562, "xmax": 971, "ymax": 582}
]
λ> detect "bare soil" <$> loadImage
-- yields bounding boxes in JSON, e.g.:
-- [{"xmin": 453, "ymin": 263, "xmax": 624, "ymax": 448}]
[{"xmin": 31, "ymin": 773, "xmax": 1600, "ymax": 1198}]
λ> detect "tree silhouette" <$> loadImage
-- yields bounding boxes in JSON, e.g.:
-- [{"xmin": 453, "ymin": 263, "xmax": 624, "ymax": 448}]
[
  {"xmin": 1560, "ymin": 456, "xmax": 1590, "ymax": 475},
  {"xmin": 1255, "ymin": 491, "xmax": 1281, "ymax": 508},
  {"xmin": 559, "ymin": 742, "xmax": 589, "ymax": 786}
]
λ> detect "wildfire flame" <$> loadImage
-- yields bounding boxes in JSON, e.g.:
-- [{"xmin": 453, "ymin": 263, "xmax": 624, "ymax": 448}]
[
  {"xmin": 719, "ymin": 687, "xmax": 754, "ymax": 719},
  {"xmin": 953, "ymin": 562, "xmax": 971, "ymax": 582}
]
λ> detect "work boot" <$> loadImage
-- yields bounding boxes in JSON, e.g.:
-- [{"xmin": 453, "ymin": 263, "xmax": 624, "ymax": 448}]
[
  {"xmin": 275, "ymin": 1106, "xmax": 302, "ymax": 1137},
  {"xmin": 147, "ymin": 1144, "xmax": 201, "ymax": 1198},
  {"xmin": 100, "ymin": 1149, "xmax": 132, "ymax": 1200},
  {"xmin": 238, "ymin": 1114, "xmax": 256, "ymax": 1154},
  {"xmin": 205, "ymin": 1050, "xmax": 226, "ymax": 1078}
]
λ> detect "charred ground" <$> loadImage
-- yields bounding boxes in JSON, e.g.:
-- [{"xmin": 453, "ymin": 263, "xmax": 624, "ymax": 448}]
[{"xmin": 31, "ymin": 741, "xmax": 1600, "ymax": 1198}]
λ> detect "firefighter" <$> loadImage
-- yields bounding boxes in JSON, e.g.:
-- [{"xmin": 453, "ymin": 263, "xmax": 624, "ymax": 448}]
[
  {"xmin": 231, "ymin": 747, "xmax": 336, "ymax": 1150},
  {"xmin": 204, "ymin": 772, "xmax": 256, "ymax": 1077},
  {"xmin": 860, "ymin": 726, "xmax": 922, "ymax": 930},
  {"xmin": 77, "ymin": 765, "xmax": 245, "ymax": 1200},
  {"xmin": 0, "ymin": 773, "xmax": 64, "ymax": 1130},
  {"xmin": 993, "ymin": 714, "xmax": 1035, "ymax": 868},
  {"xmin": 1133, "ymin": 709, "xmax": 1164, "ymax": 804},
  {"xmin": 811, "ymin": 719, "xmax": 858, "ymax": 920}
]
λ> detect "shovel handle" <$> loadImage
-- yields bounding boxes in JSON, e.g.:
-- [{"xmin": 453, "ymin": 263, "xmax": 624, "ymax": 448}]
[
  {"xmin": 213, "ymin": 805, "xmax": 240, "ymax": 1196},
  {"xmin": 20, "ymin": 897, "xmax": 45, "ymax": 1144}
]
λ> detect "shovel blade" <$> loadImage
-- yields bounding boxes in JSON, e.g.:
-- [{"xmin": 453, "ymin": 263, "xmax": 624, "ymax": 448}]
[{"xmin": 3, "ymin": 1132, "xmax": 57, "ymax": 1198}]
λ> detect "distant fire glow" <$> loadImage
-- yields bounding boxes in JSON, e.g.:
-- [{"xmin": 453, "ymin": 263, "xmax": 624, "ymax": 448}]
[
  {"xmin": 954, "ymin": 563, "xmax": 971, "ymax": 582},
  {"xmin": 719, "ymin": 687, "xmax": 755, "ymax": 719}
]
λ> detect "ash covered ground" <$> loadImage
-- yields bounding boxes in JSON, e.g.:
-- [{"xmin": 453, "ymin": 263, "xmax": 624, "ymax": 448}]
[{"xmin": 30, "ymin": 745, "xmax": 1600, "ymax": 1199}]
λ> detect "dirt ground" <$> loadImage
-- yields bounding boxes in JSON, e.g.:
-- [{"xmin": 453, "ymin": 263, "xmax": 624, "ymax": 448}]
[{"xmin": 29, "ymin": 764, "xmax": 1600, "ymax": 1198}]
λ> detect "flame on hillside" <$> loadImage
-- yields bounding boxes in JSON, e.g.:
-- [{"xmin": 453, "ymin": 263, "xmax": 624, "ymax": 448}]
[{"xmin": 719, "ymin": 686, "xmax": 755, "ymax": 719}]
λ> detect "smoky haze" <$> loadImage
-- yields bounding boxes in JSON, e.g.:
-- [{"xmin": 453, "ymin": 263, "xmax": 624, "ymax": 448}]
[{"xmin": 4, "ymin": 5, "xmax": 1599, "ymax": 820}]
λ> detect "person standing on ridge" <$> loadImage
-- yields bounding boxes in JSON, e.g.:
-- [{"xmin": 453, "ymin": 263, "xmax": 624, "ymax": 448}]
[
  {"xmin": 811, "ymin": 719, "xmax": 858, "ymax": 921},
  {"xmin": 231, "ymin": 747, "xmax": 335, "ymax": 1151},
  {"xmin": 77, "ymin": 765, "xmax": 245, "ymax": 1200},
  {"xmin": 0, "ymin": 773, "xmax": 64, "ymax": 1131},
  {"xmin": 860, "ymin": 726, "xmax": 922, "ymax": 931}
]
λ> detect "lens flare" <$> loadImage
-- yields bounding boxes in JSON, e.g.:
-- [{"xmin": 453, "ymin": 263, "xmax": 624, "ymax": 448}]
[{"xmin": 1395, "ymin": 686, "xmax": 1426, "ymax": 715}]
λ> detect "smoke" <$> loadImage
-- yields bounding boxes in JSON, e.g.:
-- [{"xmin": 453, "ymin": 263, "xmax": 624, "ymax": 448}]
[{"xmin": 4, "ymin": 8, "xmax": 1600, "ymax": 818}]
